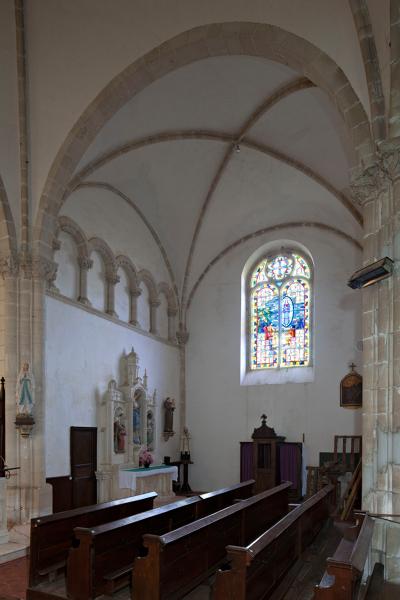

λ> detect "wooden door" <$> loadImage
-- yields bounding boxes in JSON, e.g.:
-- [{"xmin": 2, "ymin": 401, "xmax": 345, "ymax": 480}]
[
  {"xmin": 70, "ymin": 426, "xmax": 97, "ymax": 508},
  {"xmin": 253, "ymin": 439, "xmax": 277, "ymax": 492}
]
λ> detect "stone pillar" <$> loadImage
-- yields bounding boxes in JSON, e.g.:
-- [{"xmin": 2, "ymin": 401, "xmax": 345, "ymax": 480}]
[
  {"xmin": 176, "ymin": 324, "xmax": 189, "ymax": 438},
  {"xmin": 351, "ymin": 139, "xmax": 400, "ymax": 518},
  {"xmin": 167, "ymin": 308, "xmax": 177, "ymax": 342},
  {"xmin": 149, "ymin": 300, "xmax": 160, "ymax": 335},
  {"xmin": 129, "ymin": 289, "xmax": 141, "ymax": 326},
  {"xmin": 0, "ymin": 256, "xmax": 19, "ymax": 525},
  {"xmin": 77, "ymin": 256, "xmax": 93, "ymax": 305},
  {"xmin": 0, "ymin": 478, "xmax": 8, "ymax": 543},
  {"xmin": 105, "ymin": 270, "xmax": 120, "ymax": 318}
]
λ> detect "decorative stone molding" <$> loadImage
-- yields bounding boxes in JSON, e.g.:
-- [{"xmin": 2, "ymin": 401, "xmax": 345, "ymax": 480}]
[
  {"xmin": 176, "ymin": 323, "xmax": 189, "ymax": 346},
  {"xmin": 149, "ymin": 299, "xmax": 161, "ymax": 335},
  {"xmin": 31, "ymin": 256, "xmax": 58, "ymax": 284},
  {"xmin": 351, "ymin": 140, "xmax": 400, "ymax": 205},
  {"xmin": 77, "ymin": 256, "xmax": 93, "ymax": 271},
  {"xmin": 15, "ymin": 414, "xmax": 35, "ymax": 438},
  {"xmin": 77, "ymin": 256, "xmax": 93, "ymax": 305},
  {"xmin": 0, "ymin": 254, "xmax": 19, "ymax": 279}
]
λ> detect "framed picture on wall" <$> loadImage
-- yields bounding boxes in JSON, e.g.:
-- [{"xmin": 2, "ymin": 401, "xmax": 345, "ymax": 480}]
[{"xmin": 340, "ymin": 365, "xmax": 362, "ymax": 408}]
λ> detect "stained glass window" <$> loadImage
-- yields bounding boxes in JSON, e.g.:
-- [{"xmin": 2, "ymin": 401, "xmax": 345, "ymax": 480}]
[{"xmin": 249, "ymin": 252, "xmax": 311, "ymax": 369}]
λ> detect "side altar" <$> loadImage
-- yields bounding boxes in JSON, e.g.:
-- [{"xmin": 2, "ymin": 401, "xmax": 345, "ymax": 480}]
[
  {"xmin": 96, "ymin": 348, "xmax": 161, "ymax": 502},
  {"xmin": 119, "ymin": 465, "xmax": 178, "ymax": 497}
]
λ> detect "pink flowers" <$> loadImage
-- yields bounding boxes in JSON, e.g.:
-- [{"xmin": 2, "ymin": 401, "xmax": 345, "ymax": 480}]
[{"xmin": 139, "ymin": 447, "xmax": 154, "ymax": 466}]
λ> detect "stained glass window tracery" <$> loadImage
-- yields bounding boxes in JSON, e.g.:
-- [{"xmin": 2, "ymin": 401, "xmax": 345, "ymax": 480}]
[{"xmin": 249, "ymin": 252, "xmax": 311, "ymax": 370}]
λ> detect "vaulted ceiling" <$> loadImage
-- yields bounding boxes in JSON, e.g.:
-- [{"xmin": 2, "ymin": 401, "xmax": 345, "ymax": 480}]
[{"xmin": 64, "ymin": 55, "xmax": 363, "ymax": 305}]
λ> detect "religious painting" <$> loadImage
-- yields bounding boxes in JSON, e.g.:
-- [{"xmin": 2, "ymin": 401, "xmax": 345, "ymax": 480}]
[{"xmin": 340, "ymin": 365, "xmax": 362, "ymax": 408}]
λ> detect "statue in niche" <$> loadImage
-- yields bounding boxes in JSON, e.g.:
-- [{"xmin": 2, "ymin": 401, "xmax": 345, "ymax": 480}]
[
  {"xmin": 16, "ymin": 362, "xmax": 34, "ymax": 416},
  {"xmin": 113, "ymin": 408, "xmax": 126, "ymax": 454},
  {"xmin": 147, "ymin": 410, "xmax": 154, "ymax": 450},
  {"xmin": 132, "ymin": 389, "xmax": 142, "ymax": 445}
]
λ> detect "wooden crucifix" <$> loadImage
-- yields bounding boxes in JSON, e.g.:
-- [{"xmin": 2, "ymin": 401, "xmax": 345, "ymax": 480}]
[{"xmin": 0, "ymin": 378, "xmax": 5, "ymax": 477}]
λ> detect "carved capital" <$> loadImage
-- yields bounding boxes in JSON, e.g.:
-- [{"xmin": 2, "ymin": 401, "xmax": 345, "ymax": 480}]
[
  {"xmin": 0, "ymin": 254, "xmax": 19, "ymax": 279},
  {"xmin": 149, "ymin": 299, "xmax": 161, "ymax": 308},
  {"xmin": 130, "ymin": 288, "xmax": 141, "ymax": 298},
  {"xmin": 105, "ymin": 269, "xmax": 120, "ymax": 285},
  {"xmin": 379, "ymin": 138, "xmax": 400, "ymax": 181},
  {"xmin": 350, "ymin": 163, "xmax": 389, "ymax": 206},
  {"xmin": 32, "ymin": 256, "xmax": 58, "ymax": 283},
  {"xmin": 78, "ymin": 256, "xmax": 93, "ymax": 271},
  {"xmin": 52, "ymin": 238, "xmax": 61, "ymax": 252},
  {"xmin": 167, "ymin": 308, "xmax": 178, "ymax": 318},
  {"xmin": 176, "ymin": 324, "xmax": 189, "ymax": 346}
]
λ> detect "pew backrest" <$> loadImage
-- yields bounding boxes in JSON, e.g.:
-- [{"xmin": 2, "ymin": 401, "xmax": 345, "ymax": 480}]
[
  {"xmin": 28, "ymin": 491, "xmax": 157, "ymax": 587},
  {"xmin": 133, "ymin": 482, "xmax": 292, "ymax": 600},
  {"xmin": 198, "ymin": 479, "xmax": 255, "ymax": 516},
  {"xmin": 314, "ymin": 513, "xmax": 375, "ymax": 599},
  {"xmin": 67, "ymin": 496, "xmax": 202, "ymax": 600},
  {"xmin": 212, "ymin": 484, "xmax": 334, "ymax": 600}
]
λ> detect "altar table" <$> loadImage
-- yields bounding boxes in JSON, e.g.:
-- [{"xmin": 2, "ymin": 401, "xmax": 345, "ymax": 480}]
[{"xmin": 119, "ymin": 465, "xmax": 178, "ymax": 497}]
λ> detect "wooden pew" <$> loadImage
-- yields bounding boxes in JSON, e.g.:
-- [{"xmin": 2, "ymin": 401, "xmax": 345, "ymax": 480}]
[
  {"xmin": 132, "ymin": 482, "xmax": 292, "ymax": 600},
  {"xmin": 314, "ymin": 512, "xmax": 375, "ymax": 599},
  {"xmin": 26, "ymin": 479, "xmax": 255, "ymax": 600},
  {"xmin": 198, "ymin": 479, "xmax": 255, "ymax": 516},
  {"xmin": 28, "ymin": 491, "xmax": 157, "ymax": 587},
  {"xmin": 212, "ymin": 484, "xmax": 334, "ymax": 600}
]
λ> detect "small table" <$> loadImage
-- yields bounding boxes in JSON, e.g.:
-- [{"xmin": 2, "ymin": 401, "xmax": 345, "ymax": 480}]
[
  {"xmin": 119, "ymin": 465, "xmax": 178, "ymax": 497},
  {"xmin": 170, "ymin": 460, "xmax": 193, "ymax": 493}
]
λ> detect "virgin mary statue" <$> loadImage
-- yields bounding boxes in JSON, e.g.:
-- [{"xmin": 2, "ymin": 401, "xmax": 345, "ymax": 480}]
[{"xmin": 16, "ymin": 362, "xmax": 34, "ymax": 416}]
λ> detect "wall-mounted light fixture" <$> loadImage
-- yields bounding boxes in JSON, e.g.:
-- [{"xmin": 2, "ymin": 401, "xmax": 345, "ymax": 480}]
[{"xmin": 347, "ymin": 257, "xmax": 394, "ymax": 289}]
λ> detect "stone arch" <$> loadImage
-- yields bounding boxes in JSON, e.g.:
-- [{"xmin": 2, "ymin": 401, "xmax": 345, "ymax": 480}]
[
  {"xmin": 88, "ymin": 237, "xmax": 116, "ymax": 275},
  {"xmin": 158, "ymin": 281, "xmax": 178, "ymax": 313},
  {"xmin": 115, "ymin": 254, "xmax": 139, "ymax": 292},
  {"xmin": 57, "ymin": 215, "xmax": 90, "ymax": 260},
  {"xmin": 35, "ymin": 22, "xmax": 373, "ymax": 257},
  {"xmin": 137, "ymin": 268, "xmax": 158, "ymax": 302},
  {"xmin": 0, "ymin": 173, "xmax": 18, "ymax": 263}
]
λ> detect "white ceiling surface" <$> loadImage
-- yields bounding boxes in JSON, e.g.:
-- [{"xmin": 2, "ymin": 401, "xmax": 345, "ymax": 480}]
[
  {"xmin": 86, "ymin": 140, "xmax": 228, "ymax": 287},
  {"xmin": 249, "ymin": 87, "xmax": 355, "ymax": 191},
  {"xmin": 77, "ymin": 56, "xmax": 298, "ymax": 169},
  {"xmin": 75, "ymin": 55, "xmax": 361, "ymax": 296},
  {"xmin": 188, "ymin": 148, "xmax": 362, "ymax": 294}
]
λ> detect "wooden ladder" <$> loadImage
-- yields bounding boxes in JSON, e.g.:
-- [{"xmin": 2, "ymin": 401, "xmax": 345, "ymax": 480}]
[{"xmin": 340, "ymin": 459, "xmax": 361, "ymax": 520}]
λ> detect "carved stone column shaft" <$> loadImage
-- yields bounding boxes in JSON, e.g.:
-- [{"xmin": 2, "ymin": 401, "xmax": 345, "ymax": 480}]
[{"xmin": 77, "ymin": 256, "xmax": 93, "ymax": 305}]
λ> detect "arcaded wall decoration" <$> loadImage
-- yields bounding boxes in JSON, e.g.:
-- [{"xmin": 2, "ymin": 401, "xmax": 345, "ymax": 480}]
[
  {"xmin": 96, "ymin": 347, "xmax": 158, "ymax": 501},
  {"xmin": 51, "ymin": 216, "xmax": 177, "ymax": 343}
]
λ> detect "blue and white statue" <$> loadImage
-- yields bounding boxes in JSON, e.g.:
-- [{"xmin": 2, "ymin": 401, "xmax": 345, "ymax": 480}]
[{"xmin": 16, "ymin": 362, "xmax": 34, "ymax": 416}]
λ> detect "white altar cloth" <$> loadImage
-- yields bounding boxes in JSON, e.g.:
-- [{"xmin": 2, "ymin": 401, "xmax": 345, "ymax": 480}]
[{"xmin": 119, "ymin": 465, "xmax": 178, "ymax": 495}]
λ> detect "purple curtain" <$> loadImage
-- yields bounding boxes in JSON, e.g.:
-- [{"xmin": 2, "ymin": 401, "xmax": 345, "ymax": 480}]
[
  {"xmin": 279, "ymin": 443, "xmax": 299, "ymax": 489},
  {"xmin": 240, "ymin": 442, "xmax": 253, "ymax": 482}
]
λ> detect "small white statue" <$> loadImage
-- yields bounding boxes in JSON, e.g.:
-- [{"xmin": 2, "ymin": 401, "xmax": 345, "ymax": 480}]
[
  {"xmin": 16, "ymin": 362, "xmax": 34, "ymax": 416},
  {"xmin": 180, "ymin": 426, "xmax": 191, "ymax": 458}
]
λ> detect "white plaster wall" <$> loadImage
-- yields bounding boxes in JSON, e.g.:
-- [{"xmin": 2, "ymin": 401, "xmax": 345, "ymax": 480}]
[
  {"xmin": 186, "ymin": 229, "xmax": 362, "ymax": 492},
  {"xmin": 26, "ymin": 0, "xmax": 367, "ymax": 220},
  {"xmin": 45, "ymin": 295, "xmax": 180, "ymax": 477},
  {"xmin": 55, "ymin": 231, "xmax": 78, "ymax": 300},
  {"xmin": 0, "ymin": 0, "xmax": 20, "ymax": 240}
]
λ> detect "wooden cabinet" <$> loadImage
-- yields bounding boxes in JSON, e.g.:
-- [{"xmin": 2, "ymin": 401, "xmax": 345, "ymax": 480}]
[{"xmin": 252, "ymin": 415, "xmax": 285, "ymax": 493}]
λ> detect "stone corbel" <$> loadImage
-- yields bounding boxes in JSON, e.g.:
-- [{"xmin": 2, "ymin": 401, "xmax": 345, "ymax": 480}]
[
  {"xmin": 176, "ymin": 323, "xmax": 189, "ymax": 346},
  {"xmin": 15, "ymin": 413, "xmax": 35, "ymax": 438},
  {"xmin": 0, "ymin": 254, "xmax": 19, "ymax": 280},
  {"xmin": 77, "ymin": 255, "xmax": 93, "ymax": 305}
]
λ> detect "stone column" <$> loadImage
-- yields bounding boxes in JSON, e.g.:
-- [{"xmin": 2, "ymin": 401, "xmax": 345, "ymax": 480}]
[
  {"xmin": 176, "ymin": 324, "xmax": 189, "ymax": 439},
  {"xmin": 129, "ymin": 289, "xmax": 141, "ymax": 326},
  {"xmin": 149, "ymin": 300, "xmax": 160, "ymax": 335},
  {"xmin": 105, "ymin": 270, "xmax": 120, "ymax": 318},
  {"xmin": 77, "ymin": 256, "xmax": 93, "ymax": 305},
  {"xmin": 0, "ymin": 256, "xmax": 19, "ymax": 525},
  {"xmin": 167, "ymin": 308, "xmax": 177, "ymax": 342},
  {"xmin": 351, "ymin": 140, "xmax": 400, "ymax": 519}
]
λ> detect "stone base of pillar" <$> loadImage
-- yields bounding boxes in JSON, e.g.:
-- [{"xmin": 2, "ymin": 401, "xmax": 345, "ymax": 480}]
[
  {"xmin": 0, "ymin": 478, "xmax": 9, "ymax": 544},
  {"xmin": 96, "ymin": 469, "xmax": 113, "ymax": 503}
]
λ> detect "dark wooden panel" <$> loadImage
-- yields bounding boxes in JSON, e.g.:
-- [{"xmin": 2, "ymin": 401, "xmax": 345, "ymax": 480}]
[
  {"xmin": 70, "ymin": 427, "xmax": 97, "ymax": 508},
  {"xmin": 46, "ymin": 476, "xmax": 73, "ymax": 513}
]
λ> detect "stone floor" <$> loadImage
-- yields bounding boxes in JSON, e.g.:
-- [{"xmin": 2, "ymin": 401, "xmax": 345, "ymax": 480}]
[{"xmin": 0, "ymin": 556, "xmax": 28, "ymax": 599}]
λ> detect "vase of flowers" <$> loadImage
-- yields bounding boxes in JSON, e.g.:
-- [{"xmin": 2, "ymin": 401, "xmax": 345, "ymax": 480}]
[{"xmin": 139, "ymin": 447, "xmax": 154, "ymax": 468}]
